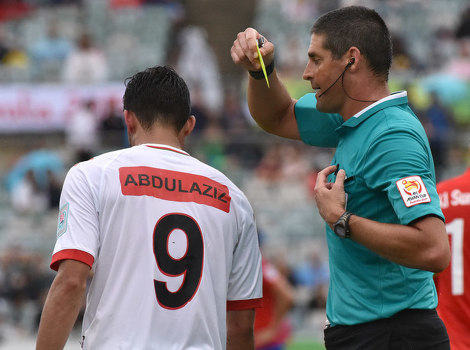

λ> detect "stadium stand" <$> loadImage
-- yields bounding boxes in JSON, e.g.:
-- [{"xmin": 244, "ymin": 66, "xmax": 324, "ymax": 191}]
[{"xmin": 0, "ymin": 0, "xmax": 469, "ymax": 348}]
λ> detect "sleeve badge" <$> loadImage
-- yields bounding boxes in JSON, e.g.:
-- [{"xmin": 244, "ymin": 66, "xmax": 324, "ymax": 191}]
[
  {"xmin": 396, "ymin": 176, "xmax": 431, "ymax": 207},
  {"xmin": 57, "ymin": 203, "xmax": 69, "ymax": 238}
]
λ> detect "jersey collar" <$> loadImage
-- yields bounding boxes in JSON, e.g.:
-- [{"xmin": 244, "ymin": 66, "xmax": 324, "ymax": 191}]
[
  {"xmin": 142, "ymin": 143, "xmax": 190, "ymax": 156},
  {"xmin": 337, "ymin": 91, "xmax": 408, "ymax": 131}
]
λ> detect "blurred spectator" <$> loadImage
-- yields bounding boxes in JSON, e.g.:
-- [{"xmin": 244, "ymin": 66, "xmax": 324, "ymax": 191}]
[
  {"xmin": 110, "ymin": 0, "xmax": 184, "ymax": 23},
  {"xmin": 242, "ymin": 144, "xmax": 284, "ymax": 211},
  {"xmin": 246, "ymin": 143, "xmax": 313, "ymax": 208},
  {"xmin": 255, "ymin": 258, "xmax": 294, "ymax": 350},
  {"xmin": 100, "ymin": 98, "xmax": 125, "ymax": 149},
  {"xmin": 221, "ymin": 87, "xmax": 264, "ymax": 169},
  {"xmin": 456, "ymin": 6, "xmax": 470, "ymax": 39},
  {"xmin": 220, "ymin": 87, "xmax": 249, "ymax": 134},
  {"xmin": 175, "ymin": 26, "xmax": 223, "ymax": 116},
  {"xmin": 10, "ymin": 170, "xmax": 48, "ymax": 215},
  {"xmin": 280, "ymin": 0, "xmax": 317, "ymax": 23},
  {"xmin": 2, "ymin": 46, "xmax": 27, "ymax": 68},
  {"xmin": 0, "ymin": 27, "xmax": 30, "ymax": 81},
  {"xmin": 255, "ymin": 232, "xmax": 294, "ymax": 350},
  {"xmin": 0, "ymin": 23, "xmax": 27, "ymax": 73},
  {"xmin": 279, "ymin": 144, "xmax": 310, "ymax": 181},
  {"xmin": 443, "ymin": 38, "xmax": 470, "ymax": 81},
  {"xmin": 292, "ymin": 249, "xmax": 329, "ymax": 310},
  {"xmin": 32, "ymin": 0, "xmax": 83, "ymax": 4},
  {"xmin": 255, "ymin": 145, "xmax": 283, "ymax": 184},
  {"xmin": 190, "ymin": 83, "xmax": 211, "ymax": 133},
  {"xmin": 4, "ymin": 148, "xmax": 64, "ymax": 195},
  {"xmin": 196, "ymin": 120, "xmax": 227, "ymax": 171},
  {"xmin": 143, "ymin": 0, "xmax": 185, "ymax": 18},
  {"xmin": 66, "ymin": 100, "xmax": 99, "ymax": 163},
  {"xmin": 277, "ymin": 36, "xmax": 308, "ymax": 76},
  {"xmin": 0, "ymin": 27, "xmax": 10, "ymax": 63},
  {"xmin": 28, "ymin": 22, "xmax": 73, "ymax": 81},
  {"xmin": 0, "ymin": 246, "xmax": 53, "ymax": 333},
  {"xmin": 422, "ymin": 92, "xmax": 455, "ymax": 181},
  {"xmin": 306, "ymin": 149, "xmax": 333, "ymax": 197},
  {"xmin": 293, "ymin": 247, "xmax": 330, "ymax": 300},
  {"xmin": 46, "ymin": 169, "xmax": 62, "ymax": 210},
  {"xmin": 0, "ymin": 1, "xmax": 31, "ymax": 22},
  {"xmin": 62, "ymin": 32, "xmax": 108, "ymax": 84},
  {"xmin": 391, "ymin": 34, "xmax": 414, "ymax": 72},
  {"xmin": 429, "ymin": 28, "xmax": 459, "ymax": 71},
  {"xmin": 110, "ymin": 0, "xmax": 143, "ymax": 7}
]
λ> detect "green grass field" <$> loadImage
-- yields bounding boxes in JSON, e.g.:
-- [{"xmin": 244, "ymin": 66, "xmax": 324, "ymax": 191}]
[{"xmin": 287, "ymin": 340, "xmax": 325, "ymax": 350}]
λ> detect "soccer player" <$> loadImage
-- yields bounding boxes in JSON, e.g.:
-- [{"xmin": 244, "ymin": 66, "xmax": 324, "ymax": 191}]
[
  {"xmin": 231, "ymin": 5, "xmax": 450, "ymax": 349},
  {"xmin": 436, "ymin": 166, "xmax": 470, "ymax": 349},
  {"xmin": 254, "ymin": 258, "xmax": 294, "ymax": 350},
  {"xmin": 36, "ymin": 66, "xmax": 263, "ymax": 350}
]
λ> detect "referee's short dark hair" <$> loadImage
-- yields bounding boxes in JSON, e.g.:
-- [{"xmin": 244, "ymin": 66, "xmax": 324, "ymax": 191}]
[
  {"xmin": 311, "ymin": 6, "xmax": 392, "ymax": 82},
  {"xmin": 123, "ymin": 65, "xmax": 191, "ymax": 132}
]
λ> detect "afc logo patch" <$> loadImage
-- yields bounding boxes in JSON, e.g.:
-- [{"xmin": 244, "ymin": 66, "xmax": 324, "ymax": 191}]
[
  {"xmin": 57, "ymin": 203, "xmax": 69, "ymax": 238},
  {"xmin": 396, "ymin": 176, "xmax": 431, "ymax": 207}
]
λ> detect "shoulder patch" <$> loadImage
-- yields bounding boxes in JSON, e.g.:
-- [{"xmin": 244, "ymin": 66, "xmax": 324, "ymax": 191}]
[
  {"xmin": 396, "ymin": 176, "xmax": 431, "ymax": 207},
  {"xmin": 57, "ymin": 203, "xmax": 69, "ymax": 238}
]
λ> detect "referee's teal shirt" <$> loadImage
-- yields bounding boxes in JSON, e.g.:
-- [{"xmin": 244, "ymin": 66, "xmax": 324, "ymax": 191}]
[{"xmin": 295, "ymin": 91, "xmax": 444, "ymax": 326}]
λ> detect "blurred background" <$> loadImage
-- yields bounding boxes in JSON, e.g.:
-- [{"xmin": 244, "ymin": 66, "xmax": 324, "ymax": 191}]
[{"xmin": 0, "ymin": 0, "xmax": 469, "ymax": 348}]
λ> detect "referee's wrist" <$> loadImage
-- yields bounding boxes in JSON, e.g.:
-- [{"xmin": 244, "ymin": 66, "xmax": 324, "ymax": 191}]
[{"xmin": 248, "ymin": 59, "xmax": 275, "ymax": 80}]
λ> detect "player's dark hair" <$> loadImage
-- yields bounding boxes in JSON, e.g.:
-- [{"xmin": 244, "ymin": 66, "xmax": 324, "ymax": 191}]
[
  {"xmin": 311, "ymin": 6, "xmax": 392, "ymax": 81},
  {"xmin": 123, "ymin": 66, "xmax": 191, "ymax": 131}
]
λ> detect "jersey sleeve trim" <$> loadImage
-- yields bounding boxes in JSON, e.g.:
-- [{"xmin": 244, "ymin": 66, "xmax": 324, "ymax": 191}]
[
  {"xmin": 51, "ymin": 249, "xmax": 94, "ymax": 271},
  {"xmin": 227, "ymin": 298, "xmax": 263, "ymax": 310}
]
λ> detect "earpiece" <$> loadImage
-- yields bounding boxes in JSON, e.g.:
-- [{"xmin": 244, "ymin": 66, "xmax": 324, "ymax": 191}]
[{"xmin": 318, "ymin": 56, "xmax": 376, "ymax": 102}]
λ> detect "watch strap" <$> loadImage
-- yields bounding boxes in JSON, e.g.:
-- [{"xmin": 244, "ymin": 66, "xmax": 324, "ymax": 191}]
[{"xmin": 336, "ymin": 211, "xmax": 353, "ymax": 238}]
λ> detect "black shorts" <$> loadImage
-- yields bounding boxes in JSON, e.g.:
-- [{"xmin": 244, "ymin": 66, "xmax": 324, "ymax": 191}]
[{"xmin": 324, "ymin": 308, "xmax": 450, "ymax": 350}]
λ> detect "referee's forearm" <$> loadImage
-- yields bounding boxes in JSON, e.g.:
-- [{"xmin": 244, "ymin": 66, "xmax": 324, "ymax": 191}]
[{"xmin": 247, "ymin": 71, "xmax": 298, "ymax": 139}]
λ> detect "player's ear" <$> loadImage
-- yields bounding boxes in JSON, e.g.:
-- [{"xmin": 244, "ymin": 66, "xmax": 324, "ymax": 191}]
[
  {"xmin": 182, "ymin": 115, "xmax": 196, "ymax": 137},
  {"xmin": 124, "ymin": 110, "xmax": 138, "ymax": 134}
]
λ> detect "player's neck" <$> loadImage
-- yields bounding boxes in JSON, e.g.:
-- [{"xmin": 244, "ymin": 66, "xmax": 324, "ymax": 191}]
[{"xmin": 132, "ymin": 129, "xmax": 184, "ymax": 150}]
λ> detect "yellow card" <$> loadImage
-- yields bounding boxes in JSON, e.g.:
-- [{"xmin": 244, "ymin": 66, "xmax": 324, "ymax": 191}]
[{"xmin": 255, "ymin": 41, "xmax": 270, "ymax": 88}]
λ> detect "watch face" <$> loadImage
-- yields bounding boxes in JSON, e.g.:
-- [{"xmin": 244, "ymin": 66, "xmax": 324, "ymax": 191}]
[{"xmin": 334, "ymin": 224, "xmax": 346, "ymax": 238}]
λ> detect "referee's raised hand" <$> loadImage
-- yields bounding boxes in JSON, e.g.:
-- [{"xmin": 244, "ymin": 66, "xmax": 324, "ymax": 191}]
[{"xmin": 231, "ymin": 27, "xmax": 274, "ymax": 72}]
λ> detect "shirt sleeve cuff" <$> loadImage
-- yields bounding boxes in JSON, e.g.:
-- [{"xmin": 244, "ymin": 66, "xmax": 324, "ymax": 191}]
[
  {"xmin": 51, "ymin": 249, "xmax": 94, "ymax": 271},
  {"xmin": 227, "ymin": 298, "xmax": 263, "ymax": 310}
]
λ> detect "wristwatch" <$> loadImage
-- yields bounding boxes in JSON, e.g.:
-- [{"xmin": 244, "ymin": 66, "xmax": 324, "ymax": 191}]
[{"xmin": 333, "ymin": 211, "xmax": 353, "ymax": 238}]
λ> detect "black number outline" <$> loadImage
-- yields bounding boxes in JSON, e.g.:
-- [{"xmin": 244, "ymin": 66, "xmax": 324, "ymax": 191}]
[{"xmin": 153, "ymin": 213, "xmax": 204, "ymax": 309}]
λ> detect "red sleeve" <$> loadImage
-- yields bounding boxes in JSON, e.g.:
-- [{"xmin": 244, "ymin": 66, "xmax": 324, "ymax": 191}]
[
  {"xmin": 51, "ymin": 249, "xmax": 94, "ymax": 271},
  {"xmin": 227, "ymin": 298, "xmax": 263, "ymax": 310}
]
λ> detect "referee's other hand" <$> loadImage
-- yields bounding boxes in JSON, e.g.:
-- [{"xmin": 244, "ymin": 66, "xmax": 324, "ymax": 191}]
[{"xmin": 314, "ymin": 165, "xmax": 347, "ymax": 226}]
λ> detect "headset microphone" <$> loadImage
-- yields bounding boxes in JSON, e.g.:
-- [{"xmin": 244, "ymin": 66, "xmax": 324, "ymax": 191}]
[
  {"xmin": 317, "ymin": 58, "xmax": 355, "ymax": 98},
  {"xmin": 317, "ymin": 58, "xmax": 378, "ymax": 103}
]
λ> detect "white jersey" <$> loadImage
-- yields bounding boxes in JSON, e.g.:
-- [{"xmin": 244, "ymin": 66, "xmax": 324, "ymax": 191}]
[{"xmin": 52, "ymin": 144, "xmax": 262, "ymax": 350}]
